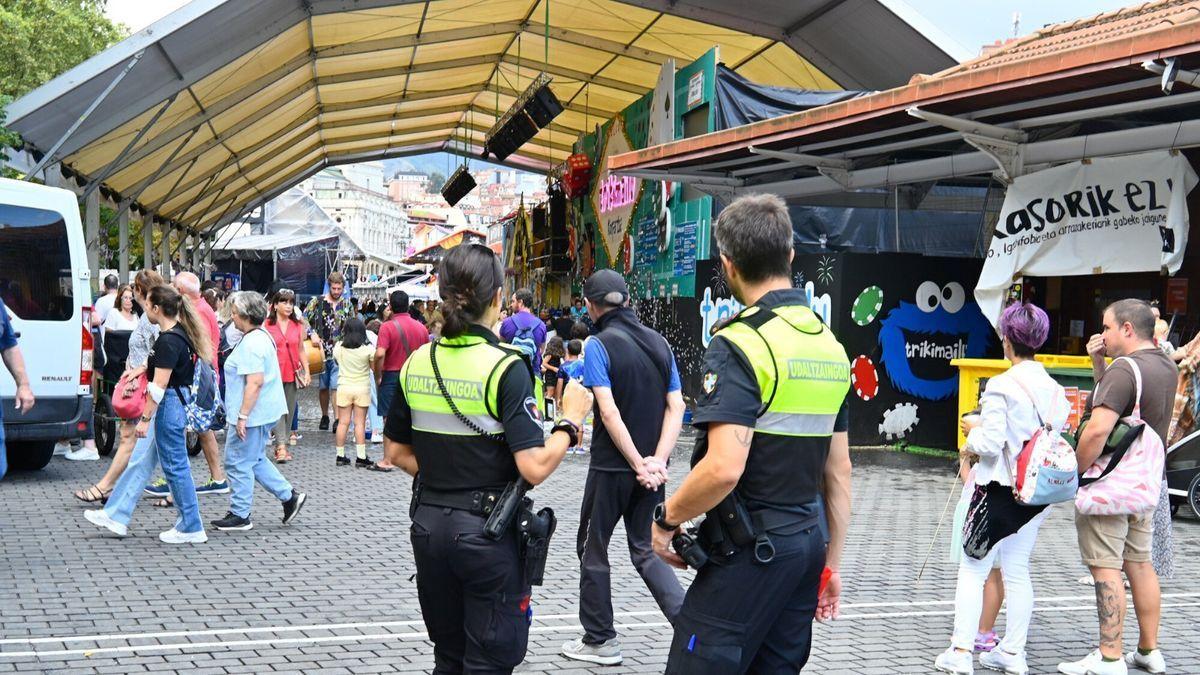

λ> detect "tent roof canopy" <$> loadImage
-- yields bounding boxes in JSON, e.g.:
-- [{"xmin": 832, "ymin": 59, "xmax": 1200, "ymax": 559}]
[{"xmin": 5, "ymin": 0, "xmax": 951, "ymax": 241}]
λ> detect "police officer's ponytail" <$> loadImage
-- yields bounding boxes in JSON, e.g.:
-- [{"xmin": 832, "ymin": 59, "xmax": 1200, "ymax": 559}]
[{"xmin": 438, "ymin": 244, "xmax": 504, "ymax": 339}]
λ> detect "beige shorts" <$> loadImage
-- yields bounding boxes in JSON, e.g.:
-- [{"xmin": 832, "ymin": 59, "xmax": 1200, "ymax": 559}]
[
  {"xmin": 336, "ymin": 387, "xmax": 370, "ymax": 408},
  {"xmin": 1075, "ymin": 511, "xmax": 1152, "ymax": 569}
]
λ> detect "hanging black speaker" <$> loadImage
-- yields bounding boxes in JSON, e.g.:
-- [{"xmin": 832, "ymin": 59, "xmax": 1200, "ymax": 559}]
[
  {"xmin": 483, "ymin": 73, "xmax": 562, "ymax": 161},
  {"xmin": 524, "ymin": 83, "xmax": 564, "ymax": 127},
  {"xmin": 440, "ymin": 164, "xmax": 476, "ymax": 207}
]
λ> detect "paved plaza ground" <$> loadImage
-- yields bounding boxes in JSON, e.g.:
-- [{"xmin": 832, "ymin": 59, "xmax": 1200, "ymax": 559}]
[{"xmin": 1, "ymin": 393, "xmax": 1198, "ymax": 674}]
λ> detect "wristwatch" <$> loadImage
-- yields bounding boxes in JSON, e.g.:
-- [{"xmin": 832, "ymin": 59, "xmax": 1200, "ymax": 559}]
[
  {"xmin": 551, "ymin": 418, "xmax": 580, "ymax": 447},
  {"xmin": 653, "ymin": 502, "xmax": 678, "ymax": 531},
  {"xmin": 140, "ymin": 415, "xmax": 152, "ymax": 423},
  {"xmin": 238, "ymin": 412, "xmax": 250, "ymax": 420}
]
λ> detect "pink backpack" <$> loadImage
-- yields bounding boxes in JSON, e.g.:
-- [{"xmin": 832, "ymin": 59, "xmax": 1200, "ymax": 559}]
[{"xmin": 1075, "ymin": 357, "xmax": 1165, "ymax": 516}]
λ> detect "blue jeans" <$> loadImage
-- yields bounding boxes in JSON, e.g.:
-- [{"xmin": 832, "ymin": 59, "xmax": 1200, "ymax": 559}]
[
  {"xmin": 319, "ymin": 360, "xmax": 339, "ymax": 390},
  {"xmin": 224, "ymin": 423, "xmax": 293, "ymax": 518},
  {"xmin": 378, "ymin": 371, "xmax": 401, "ymax": 418},
  {"xmin": 291, "ymin": 401, "xmax": 299, "ymax": 432},
  {"xmin": 104, "ymin": 423, "xmax": 158, "ymax": 526},
  {"xmin": 368, "ymin": 376, "xmax": 382, "ymax": 434},
  {"xmin": 104, "ymin": 392, "xmax": 203, "ymax": 533}
]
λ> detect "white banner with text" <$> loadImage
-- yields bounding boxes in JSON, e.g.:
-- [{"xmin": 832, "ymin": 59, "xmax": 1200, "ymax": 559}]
[{"xmin": 975, "ymin": 151, "xmax": 1198, "ymax": 324}]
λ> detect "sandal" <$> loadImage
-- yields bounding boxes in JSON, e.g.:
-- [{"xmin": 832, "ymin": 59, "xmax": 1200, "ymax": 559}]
[
  {"xmin": 275, "ymin": 448, "xmax": 289, "ymax": 464},
  {"xmin": 365, "ymin": 462, "xmax": 392, "ymax": 473},
  {"xmin": 74, "ymin": 484, "xmax": 111, "ymax": 504},
  {"xmin": 153, "ymin": 497, "xmax": 174, "ymax": 508}
]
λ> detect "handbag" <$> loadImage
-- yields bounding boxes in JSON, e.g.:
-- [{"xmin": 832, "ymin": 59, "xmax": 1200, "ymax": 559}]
[
  {"xmin": 1005, "ymin": 375, "xmax": 1079, "ymax": 506},
  {"xmin": 111, "ymin": 369, "xmax": 148, "ymax": 420},
  {"xmin": 1075, "ymin": 357, "xmax": 1166, "ymax": 516}
]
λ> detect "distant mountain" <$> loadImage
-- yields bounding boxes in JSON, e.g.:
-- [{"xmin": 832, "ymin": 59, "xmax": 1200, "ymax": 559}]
[{"xmin": 383, "ymin": 152, "xmax": 532, "ymax": 179}]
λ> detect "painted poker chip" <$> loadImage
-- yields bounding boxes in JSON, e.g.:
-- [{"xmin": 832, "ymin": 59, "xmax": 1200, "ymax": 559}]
[
  {"xmin": 850, "ymin": 355, "xmax": 879, "ymax": 401},
  {"xmin": 852, "ymin": 286, "xmax": 884, "ymax": 326}
]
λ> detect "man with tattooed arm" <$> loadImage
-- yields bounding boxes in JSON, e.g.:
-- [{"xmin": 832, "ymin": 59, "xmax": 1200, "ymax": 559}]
[{"xmin": 1060, "ymin": 299, "xmax": 1172, "ymax": 675}]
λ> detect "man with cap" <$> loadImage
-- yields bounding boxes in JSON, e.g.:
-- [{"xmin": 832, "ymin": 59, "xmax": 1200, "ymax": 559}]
[{"xmin": 561, "ymin": 269, "xmax": 686, "ymax": 666}]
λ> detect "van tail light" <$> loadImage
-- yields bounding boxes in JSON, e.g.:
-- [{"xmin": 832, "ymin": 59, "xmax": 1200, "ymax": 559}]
[{"xmin": 81, "ymin": 307, "xmax": 94, "ymax": 387}]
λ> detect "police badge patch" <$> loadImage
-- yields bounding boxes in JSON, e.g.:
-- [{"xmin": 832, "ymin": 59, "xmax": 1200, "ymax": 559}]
[
  {"xmin": 523, "ymin": 396, "xmax": 543, "ymax": 423},
  {"xmin": 702, "ymin": 371, "xmax": 718, "ymax": 394}
]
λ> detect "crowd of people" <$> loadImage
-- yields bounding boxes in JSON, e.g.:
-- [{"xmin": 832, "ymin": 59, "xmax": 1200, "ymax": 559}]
[{"xmin": 0, "ymin": 193, "xmax": 1184, "ymax": 673}]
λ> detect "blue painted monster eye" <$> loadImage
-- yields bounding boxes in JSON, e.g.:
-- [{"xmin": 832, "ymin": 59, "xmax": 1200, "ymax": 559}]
[{"xmin": 916, "ymin": 281, "xmax": 941, "ymax": 313}]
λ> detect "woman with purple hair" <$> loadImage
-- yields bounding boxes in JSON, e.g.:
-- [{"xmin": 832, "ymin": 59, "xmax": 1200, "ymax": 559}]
[{"xmin": 936, "ymin": 302, "xmax": 1070, "ymax": 675}]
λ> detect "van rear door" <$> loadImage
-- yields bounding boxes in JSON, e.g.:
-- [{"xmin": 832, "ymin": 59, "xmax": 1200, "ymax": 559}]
[{"xmin": 0, "ymin": 186, "xmax": 85, "ymax": 406}]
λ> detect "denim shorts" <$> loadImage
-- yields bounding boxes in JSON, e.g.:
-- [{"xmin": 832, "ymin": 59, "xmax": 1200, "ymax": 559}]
[{"xmin": 319, "ymin": 360, "xmax": 339, "ymax": 390}]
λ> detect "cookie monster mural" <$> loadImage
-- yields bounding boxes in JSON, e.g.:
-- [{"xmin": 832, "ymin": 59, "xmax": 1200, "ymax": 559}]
[{"xmin": 878, "ymin": 281, "xmax": 995, "ymax": 401}]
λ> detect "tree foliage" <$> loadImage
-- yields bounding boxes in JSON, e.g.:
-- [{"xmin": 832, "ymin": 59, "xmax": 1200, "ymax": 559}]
[
  {"xmin": 0, "ymin": 0, "xmax": 126, "ymax": 100},
  {"xmin": 428, "ymin": 171, "xmax": 446, "ymax": 191}
]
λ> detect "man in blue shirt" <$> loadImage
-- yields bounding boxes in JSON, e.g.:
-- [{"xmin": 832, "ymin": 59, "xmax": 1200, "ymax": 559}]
[
  {"xmin": 499, "ymin": 288, "xmax": 547, "ymax": 369},
  {"xmin": 0, "ymin": 296, "xmax": 36, "ymax": 481},
  {"xmin": 561, "ymin": 270, "xmax": 686, "ymax": 666}
]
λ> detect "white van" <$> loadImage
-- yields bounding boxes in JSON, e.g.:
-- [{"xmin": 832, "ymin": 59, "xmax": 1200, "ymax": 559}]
[{"xmin": 0, "ymin": 177, "xmax": 94, "ymax": 470}]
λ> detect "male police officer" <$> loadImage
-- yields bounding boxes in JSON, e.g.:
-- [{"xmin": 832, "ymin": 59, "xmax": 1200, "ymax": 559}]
[
  {"xmin": 652, "ymin": 193, "xmax": 852, "ymax": 673},
  {"xmin": 561, "ymin": 269, "xmax": 686, "ymax": 666}
]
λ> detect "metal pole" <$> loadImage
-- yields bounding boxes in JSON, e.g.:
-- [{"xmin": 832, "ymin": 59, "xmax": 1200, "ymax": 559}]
[
  {"xmin": 81, "ymin": 93, "xmax": 177, "ymax": 201},
  {"xmin": 118, "ymin": 202, "xmax": 130, "ymax": 283},
  {"xmin": 84, "ymin": 190, "xmax": 101, "ymax": 291},
  {"xmin": 25, "ymin": 50, "xmax": 146, "ymax": 181},
  {"xmin": 143, "ymin": 212, "xmax": 154, "ymax": 271},
  {"xmin": 160, "ymin": 222, "xmax": 172, "ymax": 280}
]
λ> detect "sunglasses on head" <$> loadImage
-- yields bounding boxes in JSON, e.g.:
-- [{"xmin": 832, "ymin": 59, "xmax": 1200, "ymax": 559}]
[{"xmin": 275, "ymin": 288, "xmax": 296, "ymax": 299}]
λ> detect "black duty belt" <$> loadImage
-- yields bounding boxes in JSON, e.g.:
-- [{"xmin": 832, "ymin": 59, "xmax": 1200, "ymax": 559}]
[
  {"xmin": 750, "ymin": 507, "xmax": 821, "ymax": 535},
  {"xmin": 417, "ymin": 486, "xmax": 505, "ymax": 517}
]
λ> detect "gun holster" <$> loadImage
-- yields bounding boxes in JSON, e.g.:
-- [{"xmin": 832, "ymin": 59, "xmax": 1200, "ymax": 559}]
[
  {"xmin": 483, "ymin": 479, "xmax": 531, "ymax": 539},
  {"xmin": 698, "ymin": 492, "xmax": 777, "ymax": 564},
  {"xmin": 409, "ymin": 476, "xmax": 423, "ymax": 520},
  {"xmin": 519, "ymin": 506, "xmax": 556, "ymax": 586}
]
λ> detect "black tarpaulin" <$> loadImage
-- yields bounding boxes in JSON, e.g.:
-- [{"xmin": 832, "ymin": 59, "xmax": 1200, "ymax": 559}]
[{"xmin": 713, "ymin": 64, "xmax": 871, "ymax": 130}]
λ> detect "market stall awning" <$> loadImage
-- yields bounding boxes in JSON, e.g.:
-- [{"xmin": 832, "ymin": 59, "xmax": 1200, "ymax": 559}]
[
  {"xmin": 610, "ymin": 1, "xmax": 1200, "ymax": 200},
  {"xmin": 404, "ymin": 228, "xmax": 487, "ymax": 264},
  {"xmin": 3, "ymin": 0, "xmax": 953, "ymax": 243}
]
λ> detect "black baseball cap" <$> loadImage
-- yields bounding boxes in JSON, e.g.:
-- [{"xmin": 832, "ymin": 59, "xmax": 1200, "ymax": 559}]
[{"xmin": 583, "ymin": 269, "xmax": 629, "ymax": 306}]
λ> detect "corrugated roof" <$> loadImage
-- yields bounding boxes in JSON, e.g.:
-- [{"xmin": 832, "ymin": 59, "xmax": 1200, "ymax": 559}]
[
  {"xmin": 612, "ymin": 0, "xmax": 1200, "ymax": 175},
  {"xmin": 3, "ymin": 0, "xmax": 952, "ymax": 245}
]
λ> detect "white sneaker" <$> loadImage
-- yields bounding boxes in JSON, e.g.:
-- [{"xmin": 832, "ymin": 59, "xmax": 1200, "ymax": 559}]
[
  {"xmin": 1125, "ymin": 650, "xmax": 1166, "ymax": 674},
  {"xmin": 64, "ymin": 446, "xmax": 100, "ymax": 461},
  {"xmin": 84, "ymin": 509, "xmax": 128, "ymax": 537},
  {"xmin": 935, "ymin": 647, "xmax": 975, "ymax": 674},
  {"xmin": 53, "ymin": 442, "xmax": 71, "ymax": 456},
  {"xmin": 158, "ymin": 528, "xmax": 208, "ymax": 544},
  {"xmin": 980, "ymin": 648, "xmax": 1028, "ymax": 674},
  {"xmin": 1058, "ymin": 650, "xmax": 1128, "ymax": 675},
  {"xmin": 561, "ymin": 637, "xmax": 622, "ymax": 665},
  {"xmin": 371, "ymin": 432, "xmax": 383, "ymax": 444}
]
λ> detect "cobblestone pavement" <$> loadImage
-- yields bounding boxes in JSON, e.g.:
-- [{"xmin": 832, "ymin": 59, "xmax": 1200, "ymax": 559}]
[{"xmin": 1, "ymin": 393, "xmax": 1198, "ymax": 674}]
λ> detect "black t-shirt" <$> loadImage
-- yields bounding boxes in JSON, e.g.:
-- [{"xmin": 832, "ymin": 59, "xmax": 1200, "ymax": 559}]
[
  {"xmin": 149, "ymin": 325, "xmax": 196, "ymax": 389},
  {"xmin": 385, "ymin": 355, "xmax": 545, "ymax": 490}
]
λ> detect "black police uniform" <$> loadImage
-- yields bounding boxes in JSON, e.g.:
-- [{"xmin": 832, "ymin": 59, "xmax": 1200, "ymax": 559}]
[
  {"xmin": 666, "ymin": 288, "xmax": 850, "ymax": 674},
  {"xmin": 384, "ymin": 325, "xmax": 546, "ymax": 674}
]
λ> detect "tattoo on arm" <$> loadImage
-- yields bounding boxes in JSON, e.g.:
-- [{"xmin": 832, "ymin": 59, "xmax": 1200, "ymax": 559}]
[
  {"xmin": 1094, "ymin": 580, "xmax": 1123, "ymax": 651},
  {"xmin": 734, "ymin": 426, "xmax": 753, "ymax": 449}
]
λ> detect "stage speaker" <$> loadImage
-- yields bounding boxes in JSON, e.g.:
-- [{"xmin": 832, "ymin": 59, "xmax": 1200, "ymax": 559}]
[
  {"xmin": 440, "ymin": 164, "xmax": 476, "ymax": 207},
  {"xmin": 482, "ymin": 74, "xmax": 564, "ymax": 161},
  {"xmin": 525, "ymin": 83, "xmax": 564, "ymax": 127},
  {"xmin": 547, "ymin": 185, "xmax": 570, "ymax": 272}
]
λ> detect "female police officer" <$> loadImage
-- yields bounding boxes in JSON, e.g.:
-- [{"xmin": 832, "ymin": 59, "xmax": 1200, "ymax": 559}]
[{"xmin": 383, "ymin": 243, "xmax": 593, "ymax": 673}]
